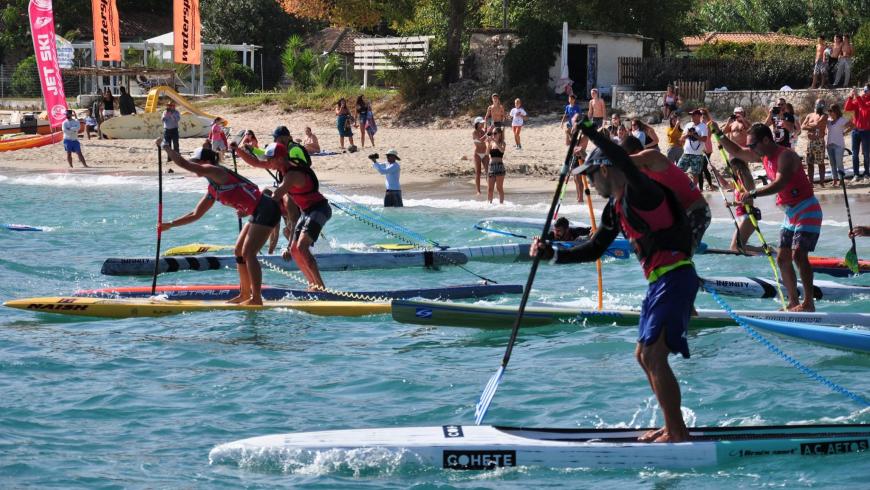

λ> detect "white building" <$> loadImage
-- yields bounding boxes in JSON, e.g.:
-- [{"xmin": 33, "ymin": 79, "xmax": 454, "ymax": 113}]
[{"xmin": 548, "ymin": 30, "xmax": 647, "ymax": 98}]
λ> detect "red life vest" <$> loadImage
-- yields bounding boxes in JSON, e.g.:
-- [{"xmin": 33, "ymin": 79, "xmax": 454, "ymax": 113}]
[
  {"xmin": 640, "ymin": 163, "xmax": 703, "ymax": 211},
  {"xmin": 762, "ymin": 146, "xmax": 813, "ymax": 206},
  {"xmin": 285, "ymin": 165, "xmax": 326, "ymax": 212},
  {"xmin": 205, "ymin": 166, "xmax": 261, "ymax": 216}
]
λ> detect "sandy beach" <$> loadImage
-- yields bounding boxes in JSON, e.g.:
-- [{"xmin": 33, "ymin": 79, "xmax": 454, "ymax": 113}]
[{"xmin": 2, "ymin": 102, "xmax": 869, "ymax": 217}]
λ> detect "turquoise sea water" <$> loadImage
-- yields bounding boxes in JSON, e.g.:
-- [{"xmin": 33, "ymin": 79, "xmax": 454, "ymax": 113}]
[{"xmin": 1, "ymin": 170, "xmax": 869, "ymax": 488}]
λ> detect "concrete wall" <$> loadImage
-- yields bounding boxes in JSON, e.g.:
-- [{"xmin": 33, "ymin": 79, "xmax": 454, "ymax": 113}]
[
  {"xmin": 548, "ymin": 32, "xmax": 644, "ymax": 96},
  {"xmin": 467, "ymin": 31, "xmax": 520, "ymax": 88},
  {"xmin": 614, "ymin": 88, "xmax": 855, "ymax": 119}
]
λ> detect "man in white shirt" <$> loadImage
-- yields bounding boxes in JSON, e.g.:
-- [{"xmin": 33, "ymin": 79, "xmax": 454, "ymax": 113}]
[
  {"xmin": 62, "ymin": 110, "xmax": 88, "ymax": 168},
  {"xmin": 676, "ymin": 109, "xmax": 707, "ymax": 186},
  {"xmin": 369, "ymin": 149, "xmax": 403, "ymax": 207}
]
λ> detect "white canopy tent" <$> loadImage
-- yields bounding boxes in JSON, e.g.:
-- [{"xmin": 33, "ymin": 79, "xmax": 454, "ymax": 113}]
[{"xmin": 70, "ymin": 34, "xmax": 261, "ymax": 95}]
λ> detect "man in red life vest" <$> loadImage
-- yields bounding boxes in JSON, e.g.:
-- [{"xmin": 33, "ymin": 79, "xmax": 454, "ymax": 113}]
[
  {"xmin": 156, "ymin": 141, "xmax": 281, "ymax": 305},
  {"xmin": 532, "ymin": 121, "xmax": 698, "ymax": 443}
]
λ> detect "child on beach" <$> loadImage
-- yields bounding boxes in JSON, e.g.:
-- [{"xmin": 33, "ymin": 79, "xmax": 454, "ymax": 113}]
[
  {"xmin": 509, "ymin": 98, "xmax": 527, "ymax": 149},
  {"xmin": 472, "ymin": 117, "xmax": 489, "ymax": 195},
  {"xmin": 208, "ymin": 118, "xmax": 228, "ymax": 161}
]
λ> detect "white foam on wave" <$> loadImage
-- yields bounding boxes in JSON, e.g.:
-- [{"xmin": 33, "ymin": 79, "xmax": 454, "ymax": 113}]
[
  {"xmin": 329, "ymin": 192, "xmax": 595, "ymax": 216},
  {"xmin": 0, "ymin": 172, "xmax": 275, "ymax": 195},
  {"xmin": 209, "ymin": 444, "xmax": 422, "ymax": 476}
]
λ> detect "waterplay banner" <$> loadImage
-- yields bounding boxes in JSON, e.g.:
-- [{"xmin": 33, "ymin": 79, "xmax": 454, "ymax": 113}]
[
  {"xmin": 91, "ymin": 0, "xmax": 121, "ymax": 61},
  {"xmin": 173, "ymin": 0, "xmax": 201, "ymax": 65},
  {"xmin": 28, "ymin": 0, "xmax": 68, "ymax": 128}
]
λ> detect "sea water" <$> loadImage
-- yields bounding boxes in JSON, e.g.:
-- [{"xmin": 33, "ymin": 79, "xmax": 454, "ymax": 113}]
[{"xmin": 1, "ymin": 170, "xmax": 869, "ymax": 488}]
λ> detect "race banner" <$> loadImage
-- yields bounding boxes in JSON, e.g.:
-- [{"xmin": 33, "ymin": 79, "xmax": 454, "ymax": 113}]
[
  {"xmin": 173, "ymin": 0, "xmax": 201, "ymax": 65},
  {"xmin": 28, "ymin": 0, "xmax": 68, "ymax": 128},
  {"xmin": 92, "ymin": 0, "xmax": 121, "ymax": 61}
]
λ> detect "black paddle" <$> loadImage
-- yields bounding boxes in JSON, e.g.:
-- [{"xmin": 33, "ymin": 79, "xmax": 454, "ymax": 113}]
[
  {"xmin": 839, "ymin": 170, "xmax": 860, "ymax": 275},
  {"xmin": 474, "ymin": 121, "xmax": 585, "ymax": 425},
  {"xmin": 151, "ymin": 146, "xmax": 164, "ymax": 294}
]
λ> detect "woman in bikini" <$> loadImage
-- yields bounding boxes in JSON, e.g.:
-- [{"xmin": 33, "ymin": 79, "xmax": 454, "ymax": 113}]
[
  {"xmin": 472, "ymin": 117, "xmax": 489, "ymax": 195},
  {"xmin": 487, "ymin": 127, "xmax": 507, "ymax": 204},
  {"xmin": 662, "ymin": 84, "xmax": 679, "ymax": 119}
]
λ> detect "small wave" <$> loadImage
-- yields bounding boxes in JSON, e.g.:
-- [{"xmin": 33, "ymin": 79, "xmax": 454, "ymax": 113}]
[
  {"xmin": 209, "ymin": 444, "xmax": 424, "ymax": 476},
  {"xmin": 0, "ymin": 172, "xmax": 275, "ymax": 195}
]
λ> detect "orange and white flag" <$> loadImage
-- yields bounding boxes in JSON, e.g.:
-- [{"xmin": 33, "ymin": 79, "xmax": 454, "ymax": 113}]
[
  {"xmin": 173, "ymin": 0, "xmax": 201, "ymax": 65},
  {"xmin": 91, "ymin": 0, "xmax": 121, "ymax": 61}
]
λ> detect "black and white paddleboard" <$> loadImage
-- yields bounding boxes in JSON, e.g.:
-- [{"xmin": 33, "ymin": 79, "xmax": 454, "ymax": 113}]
[{"xmin": 701, "ymin": 276, "xmax": 870, "ymax": 301}]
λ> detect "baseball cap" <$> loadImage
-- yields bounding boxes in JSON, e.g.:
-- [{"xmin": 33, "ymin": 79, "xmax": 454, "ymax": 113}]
[
  {"xmin": 272, "ymin": 126, "xmax": 290, "ymax": 138},
  {"xmin": 264, "ymin": 142, "xmax": 287, "ymax": 158},
  {"xmin": 473, "ymin": 116, "xmax": 484, "ymax": 125},
  {"xmin": 689, "ymin": 109, "xmax": 703, "ymax": 115},
  {"xmin": 385, "ymin": 149, "xmax": 401, "ymax": 161},
  {"xmin": 733, "ymin": 106, "xmax": 744, "ymax": 114},
  {"xmin": 573, "ymin": 147, "xmax": 611, "ymax": 176}
]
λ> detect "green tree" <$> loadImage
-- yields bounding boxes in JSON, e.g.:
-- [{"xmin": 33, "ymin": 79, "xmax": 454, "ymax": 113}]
[
  {"xmin": 853, "ymin": 21, "xmax": 870, "ymax": 81},
  {"xmin": 11, "ymin": 55, "xmax": 39, "ymax": 96},
  {"xmin": 281, "ymin": 35, "xmax": 316, "ymax": 89}
]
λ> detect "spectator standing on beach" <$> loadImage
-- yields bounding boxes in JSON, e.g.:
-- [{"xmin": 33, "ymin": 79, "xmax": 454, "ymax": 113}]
[
  {"xmin": 811, "ymin": 36, "xmax": 828, "ymax": 89},
  {"xmin": 101, "ymin": 88, "xmax": 116, "ymax": 120},
  {"xmin": 604, "ymin": 113, "xmax": 622, "ymax": 142},
  {"xmin": 699, "ymin": 109, "xmax": 716, "ymax": 190},
  {"xmin": 364, "ymin": 105, "xmax": 377, "ymax": 147},
  {"xmin": 802, "ymin": 99, "xmax": 829, "ymax": 187},
  {"xmin": 662, "ymin": 84, "xmax": 680, "ymax": 119},
  {"xmin": 587, "ymin": 88, "xmax": 606, "ymax": 128},
  {"xmin": 665, "ymin": 114, "xmax": 683, "ymax": 163},
  {"xmin": 631, "ymin": 118, "xmax": 659, "ymax": 151},
  {"xmin": 845, "ymin": 86, "xmax": 870, "ymax": 183},
  {"xmin": 301, "ymin": 127, "xmax": 320, "ymax": 154},
  {"xmin": 485, "ymin": 93, "xmax": 508, "ymax": 129},
  {"xmin": 208, "ymin": 118, "xmax": 228, "ymax": 162},
  {"xmin": 84, "ymin": 109, "xmax": 98, "ymax": 140},
  {"xmin": 827, "ymin": 104, "xmax": 850, "ymax": 187},
  {"xmin": 487, "ymin": 127, "xmax": 507, "ymax": 204},
  {"xmin": 241, "ymin": 130, "xmax": 259, "ymax": 149},
  {"xmin": 369, "ymin": 150, "xmax": 403, "ymax": 207},
  {"xmin": 724, "ymin": 107, "xmax": 749, "ymax": 147},
  {"xmin": 62, "ymin": 110, "xmax": 88, "ymax": 168},
  {"xmin": 787, "ymin": 103, "xmax": 802, "ymax": 149},
  {"xmin": 560, "ymin": 94, "xmax": 582, "ymax": 145},
  {"xmin": 829, "ymin": 35, "xmax": 843, "ymax": 87},
  {"xmin": 766, "ymin": 98, "xmax": 795, "ymax": 148},
  {"xmin": 355, "ymin": 95, "xmax": 372, "ymax": 148},
  {"xmin": 677, "ymin": 109, "xmax": 707, "ymax": 187},
  {"xmin": 472, "ymin": 117, "xmax": 489, "ymax": 195},
  {"xmin": 335, "ymin": 98, "xmax": 355, "ymax": 151},
  {"xmin": 509, "ymin": 98, "xmax": 527, "ymax": 149},
  {"xmin": 162, "ymin": 101, "xmax": 181, "ymax": 153},
  {"xmin": 118, "ymin": 86, "xmax": 136, "ymax": 116},
  {"xmin": 834, "ymin": 35, "xmax": 853, "ymax": 87}
]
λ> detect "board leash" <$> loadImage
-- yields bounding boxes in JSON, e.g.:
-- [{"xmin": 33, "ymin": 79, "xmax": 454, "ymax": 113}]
[
  {"xmin": 707, "ymin": 287, "xmax": 870, "ymax": 407},
  {"xmin": 711, "ymin": 131, "xmax": 788, "ymax": 309},
  {"xmin": 261, "ymin": 260, "xmax": 395, "ymax": 302}
]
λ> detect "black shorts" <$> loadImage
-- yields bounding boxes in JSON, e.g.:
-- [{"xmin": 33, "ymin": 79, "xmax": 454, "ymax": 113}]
[
  {"xmin": 248, "ymin": 195, "xmax": 282, "ymax": 228},
  {"xmin": 384, "ymin": 190, "xmax": 403, "ymax": 207},
  {"xmin": 293, "ymin": 200, "xmax": 332, "ymax": 243}
]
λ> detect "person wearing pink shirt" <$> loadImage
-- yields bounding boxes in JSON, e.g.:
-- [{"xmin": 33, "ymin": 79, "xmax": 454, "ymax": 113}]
[{"xmin": 208, "ymin": 118, "xmax": 228, "ymax": 162}]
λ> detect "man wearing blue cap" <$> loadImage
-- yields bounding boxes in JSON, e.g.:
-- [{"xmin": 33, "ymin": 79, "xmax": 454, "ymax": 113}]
[{"xmin": 532, "ymin": 119, "xmax": 697, "ymax": 443}]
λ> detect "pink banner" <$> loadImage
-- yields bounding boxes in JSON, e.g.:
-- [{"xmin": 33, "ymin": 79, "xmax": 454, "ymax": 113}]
[{"xmin": 28, "ymin": 0, "xmax": 68, "ymax": 128}]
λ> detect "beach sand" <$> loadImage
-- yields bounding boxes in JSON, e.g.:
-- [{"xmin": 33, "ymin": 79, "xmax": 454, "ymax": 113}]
[{"xmin": 2, "ymin": 103, "xmax": 869, "ymax": 221}]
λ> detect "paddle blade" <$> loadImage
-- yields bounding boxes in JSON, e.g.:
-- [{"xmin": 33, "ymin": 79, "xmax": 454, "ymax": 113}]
[
  {"xmin": 474, "ymin": 366, "xmax": 504, "ymax": 425},
  {"xmin": 846, "ymin": 246, "xmax": 860, "ymax": 275}
]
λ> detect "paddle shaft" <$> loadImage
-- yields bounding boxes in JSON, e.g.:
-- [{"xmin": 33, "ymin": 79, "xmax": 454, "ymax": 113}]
[
  {"xmin": 703, "ymin": 151, "xmax": 746, "ymax": 253},
  {"xmin": 151, "ymin": 148, "xmax": 163, "ymax": 295},
  {"xmin": 500, "ymin": 124, "xmax": 584, "ymax": 367},
  {"xmin": 712, "ymin": 132, "xmax": 788, "ymax": 309},
  {"xmin": 231, "ymin": 149, "xmax": 242, "ymax": 232},
  {"xmin": 838, "ymin": 170, "xmax": 860, "ymax": 267},
  {"xmin": 581, "ymin": 175, "xmax": 603, "ymax": 310}
]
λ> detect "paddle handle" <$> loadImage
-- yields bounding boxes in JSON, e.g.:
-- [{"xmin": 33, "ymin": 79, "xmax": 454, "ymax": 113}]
[{"xmin": 151, "ymin": 147, "xmax": 164, "ymax": 295}]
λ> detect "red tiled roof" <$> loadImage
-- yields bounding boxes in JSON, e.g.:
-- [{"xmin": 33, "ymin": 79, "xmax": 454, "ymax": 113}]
[
  {"xmin": 682, "ymin": 32, "xmax": 816, "ymax": 49},
  {"xmin": 305, "ymin": 27, "xmax": 370, "ymax": 56}
]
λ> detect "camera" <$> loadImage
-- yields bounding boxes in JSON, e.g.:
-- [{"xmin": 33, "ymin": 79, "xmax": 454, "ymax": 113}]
[
  {"xmin": 728, "ymin": 114, "xmax": 736, "ymax": 121},
  {"xmin": 368, "ymin": 153, "xmax": 379, "ymax": 160},
  {"xmin": 687, "ymin": 127, "xmax": 698, "ymax": 141},
  {"xmin": 772, "ymin": 107, "xmax": 780, "ymax": 116}
]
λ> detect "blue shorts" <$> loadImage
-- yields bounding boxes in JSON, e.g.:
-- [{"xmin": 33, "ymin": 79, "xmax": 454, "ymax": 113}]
[
  {"xmin": 638, "ymin": 265, "xmax": 698, "ymax": 359},
  {"xmin": 63, "ymin": 139, "xmax": 81, "ymax": 153}
]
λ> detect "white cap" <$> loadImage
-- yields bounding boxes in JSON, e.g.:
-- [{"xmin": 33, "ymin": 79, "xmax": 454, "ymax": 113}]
[
  {"xmin": 733, "ymin": 106, "xmax": 744, "ymax": 114},
  {"xmin": 385, "ymin": 149, "xmax": 401, "ymax": 160},
  {"xmin": 190, "ymin": 147, "xmax": 206, "ymax": 161},
  {"xmin": 473, "ymin": 116, "xmax": 484, "ymax": 125}
]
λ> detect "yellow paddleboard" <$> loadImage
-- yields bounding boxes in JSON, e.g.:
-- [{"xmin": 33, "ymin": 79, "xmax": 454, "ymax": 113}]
[
  {"xmin": 164, "ymin": 243, "xmax": 234, "ymax": 256},
  {"xmin": 4, "ymin": 296, "xmax": 390, "ymax": 319},
  {"xmin": 373, "ymin": 243, "xmax": 416, "ymax": 251}
]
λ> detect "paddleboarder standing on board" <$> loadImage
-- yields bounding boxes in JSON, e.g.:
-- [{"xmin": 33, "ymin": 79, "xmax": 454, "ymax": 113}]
[
  {"xmin": 232, "ymin": 131, "xmax": 331, "ymax": 290},
  {"xmin": 532, "ymin": 120, "xmax": 697, "ymax": 443},
  {"xmin": 155, "ymin": 140, "xmax": 281, "ymax": 305},
  {"xmin": 715, "ymin": 123, "xmax": 822, "ymax": 312}
]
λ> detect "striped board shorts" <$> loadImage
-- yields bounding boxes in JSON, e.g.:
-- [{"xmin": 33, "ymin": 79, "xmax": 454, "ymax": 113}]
[{"xmin": 780, "ymin": 196, "xmax": 822, "ymax": 251}]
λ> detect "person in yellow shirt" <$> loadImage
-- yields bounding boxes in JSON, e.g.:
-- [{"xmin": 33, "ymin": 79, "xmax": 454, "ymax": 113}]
[{"xmin": 665, "ymin": 114, "xmax": 683, "ymax": 163}]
